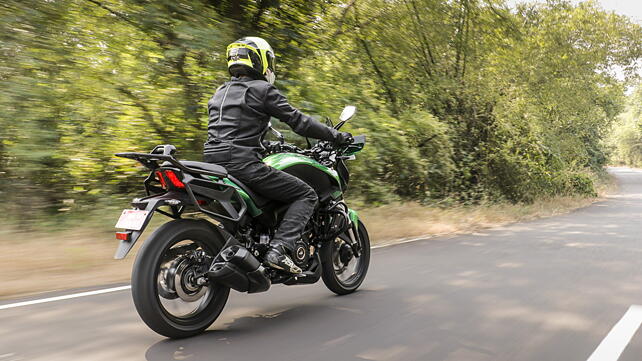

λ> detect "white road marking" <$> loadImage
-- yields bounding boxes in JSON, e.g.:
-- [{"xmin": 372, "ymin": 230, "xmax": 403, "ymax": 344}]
[
  {"xmin": 587, "ymin": 305, "xmax": 642, "ymax": 361},
  {"xmin": 371, "ymin": 235, "xmax": 431, "ymax": 249},
  {"xmin": 0, "ymin": 239, "xmax": 423, "ymax": 311},
  {"xmin": 0, "ymin": 285, "xmax": 131, "ymax": 311}
]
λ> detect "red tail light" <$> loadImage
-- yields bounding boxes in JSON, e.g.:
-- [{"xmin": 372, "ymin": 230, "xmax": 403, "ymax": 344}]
[
  {"xmin": 163, "ymin": 170, "xmax": 185, "ymax": 188},
  {"xmin": 155, "ymin": 171, "xmax": 167, "ymax": 189}
]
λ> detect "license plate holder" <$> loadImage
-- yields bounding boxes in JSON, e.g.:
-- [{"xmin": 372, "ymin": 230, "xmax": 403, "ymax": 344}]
[{"xmin": 115, "ymin": 209, "xmax": 149, "ymax": 231}]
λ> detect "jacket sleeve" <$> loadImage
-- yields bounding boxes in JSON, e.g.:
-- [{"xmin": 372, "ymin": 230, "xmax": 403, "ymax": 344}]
[{"xmin": 262, "ymin": 84, "xmax": 338, "ymax": 141}]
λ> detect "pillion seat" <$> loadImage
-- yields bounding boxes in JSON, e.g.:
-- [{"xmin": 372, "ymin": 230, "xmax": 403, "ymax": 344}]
[
  {"xmin": 178, "ymin": 160, "xmax": 228, "ymax": 177},
  {"xmin": 174, "ymin": 160, "xmax": 271, "ymax": 208}
]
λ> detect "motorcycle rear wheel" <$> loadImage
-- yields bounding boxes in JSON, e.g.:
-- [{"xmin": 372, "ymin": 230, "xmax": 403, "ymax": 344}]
[
  {"xmin": 131, "ymin": 219, "xmax": 229, "ymax": 338},
  {"xmin": 320, "ymin": 220, "xmax": 370, "ymax": 295}
]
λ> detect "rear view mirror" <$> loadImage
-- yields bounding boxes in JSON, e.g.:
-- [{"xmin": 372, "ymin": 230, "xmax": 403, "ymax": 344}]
[
  {"xmin": 339, "ymin": 106, "xmax": 357, "ymax": 122},
  {"xmin": 268, "ymin": 121, "xmax": 285, "ymax": 144}
]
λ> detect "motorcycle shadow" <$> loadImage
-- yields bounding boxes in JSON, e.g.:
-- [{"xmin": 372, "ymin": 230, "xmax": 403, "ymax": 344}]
[{"xmin": 145, "ymin": 290, "xmax": 378, "ymax": 361}]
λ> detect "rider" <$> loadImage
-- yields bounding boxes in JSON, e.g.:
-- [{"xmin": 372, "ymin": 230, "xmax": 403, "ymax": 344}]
[{"xmin": 204, "ymin": 36, "xmax": 352, "ymax": 274}]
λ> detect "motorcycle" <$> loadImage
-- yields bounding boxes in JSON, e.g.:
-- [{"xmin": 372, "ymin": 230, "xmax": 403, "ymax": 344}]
[{"xmin": 113, "ymin": 105, "xmax": 370, "ymax": 338}]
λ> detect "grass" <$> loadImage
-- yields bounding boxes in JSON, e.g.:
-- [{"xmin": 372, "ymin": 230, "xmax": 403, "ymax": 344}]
[
  {"xmin": 361, "ymin": 196, "xmax": 599, "ymax": 245},
  {"xmin": 0, "ymin": 176, "xmax": 614, "ymax": 299}
]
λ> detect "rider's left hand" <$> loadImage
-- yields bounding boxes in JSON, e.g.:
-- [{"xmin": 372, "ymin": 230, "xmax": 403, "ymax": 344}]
[{"xmin": 335, "ymin": 132, "xmax": 353, "ymax": 147}]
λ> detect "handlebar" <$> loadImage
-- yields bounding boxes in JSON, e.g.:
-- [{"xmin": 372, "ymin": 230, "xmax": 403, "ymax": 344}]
[
  {"xmin": 263, "ymin": 141, "xmax": 304, "ymax": 154},
  {"xmin": 264, "ymin": 135, "xmax": 365, "ymax": 163}
]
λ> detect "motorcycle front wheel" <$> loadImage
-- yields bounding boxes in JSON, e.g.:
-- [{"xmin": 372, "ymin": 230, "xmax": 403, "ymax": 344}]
[
  {"xmin": 320, "ymin": 220, "xmax": 370, "ymax": 295},
  {"xmin": 131, "ymin": 219, "xmax": 229, "ymax": 338}
]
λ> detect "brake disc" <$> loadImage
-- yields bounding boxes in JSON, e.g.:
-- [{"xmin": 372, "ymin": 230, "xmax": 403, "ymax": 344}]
[
  {"xmin": 172, "ymin": 258, "xmax": 208, "ymax": 302},
  {"xmin": 158, "ymin": 258, "xmax": 180, "ymax": 300}
]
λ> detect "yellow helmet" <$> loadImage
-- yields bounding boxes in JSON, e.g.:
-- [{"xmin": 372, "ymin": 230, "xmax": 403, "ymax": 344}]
[{"xmin": 226, "ymin": 36, "xmax": 276, "ymax": 84}]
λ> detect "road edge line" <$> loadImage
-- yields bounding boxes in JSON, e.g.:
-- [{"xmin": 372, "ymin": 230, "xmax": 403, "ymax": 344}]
[
  {"xmin": 0, "ymin": 239, "xmax": 425, "ymax": 310},
  {"xmin": 0, "ymin": 285, "xmax": 132, "ymax": 311},
  {"xmin": 371, "ymin": 235, "xmax": 433, "ymax": 249}
]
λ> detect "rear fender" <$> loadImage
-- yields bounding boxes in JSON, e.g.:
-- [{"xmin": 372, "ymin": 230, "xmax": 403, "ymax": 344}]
[{"xmin": 114, "ymin": 195, "xmax": 175, "ymax": 259}]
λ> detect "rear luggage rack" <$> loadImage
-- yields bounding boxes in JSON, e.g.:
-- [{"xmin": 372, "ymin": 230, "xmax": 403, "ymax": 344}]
[
  {"xmin": 116, "ymin": 152, "xmax": 228, "ymax": 178},
  {"xmin": 116, "ymin": 145, "xmax": 246, "ymax": 224}
]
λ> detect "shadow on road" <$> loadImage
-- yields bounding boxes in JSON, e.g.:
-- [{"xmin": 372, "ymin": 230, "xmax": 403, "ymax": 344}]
[{"xmin": 145, "ymin": 290, "xmax": 381, "ymax": 361}]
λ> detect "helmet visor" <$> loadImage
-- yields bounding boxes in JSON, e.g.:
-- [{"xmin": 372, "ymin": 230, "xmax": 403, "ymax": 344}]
[{"xmin": 266, "ymin": 51, "xmax": 276, "ymax": 73}]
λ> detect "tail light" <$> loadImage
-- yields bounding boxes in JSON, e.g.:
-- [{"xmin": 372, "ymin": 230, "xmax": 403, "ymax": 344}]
[
  {"xmin": 163, "ymin": 170, "xmax": 185, "ymax": 188},
  {"xmin": 155, "ymin": 169, "xmax": 185, "ymax": 189},
  {"xmin": 155, "ymin": 171, "xmax": 167, "ymax": 189}
]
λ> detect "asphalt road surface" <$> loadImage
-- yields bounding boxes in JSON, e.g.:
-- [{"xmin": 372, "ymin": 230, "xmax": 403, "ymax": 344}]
[{"xmin": 3, "ymin": 167, "xmax": 642, "ymax": 361}]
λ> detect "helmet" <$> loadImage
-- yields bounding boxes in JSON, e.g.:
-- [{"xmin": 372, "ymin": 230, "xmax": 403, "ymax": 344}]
[{"xmin": 226, "ymin": 36, "xmax": 276, "ymax": 84}]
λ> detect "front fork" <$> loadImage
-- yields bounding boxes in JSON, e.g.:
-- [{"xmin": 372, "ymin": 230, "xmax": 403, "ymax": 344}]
[{"xmin": 347, "ymin": 208, "xmax": 361, "ymax": 257}]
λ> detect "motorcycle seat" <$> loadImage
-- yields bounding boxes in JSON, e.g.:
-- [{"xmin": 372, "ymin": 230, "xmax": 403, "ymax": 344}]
[
  {"xmin": 177, "ymin": 160, "xmax": 228, "ymax": 177},
  {"xmin": 163, "ymin": 160, "xmax": 271, "ymax": 209},
  {"xmin": 226, "ymin": 175, "xmax": 271, "ymax": 208}
]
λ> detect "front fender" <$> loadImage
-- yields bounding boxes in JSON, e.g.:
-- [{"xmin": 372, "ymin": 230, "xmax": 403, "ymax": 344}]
[
  {"xmin": 348, "ymin": 208, "xmax": 359, "ymax": 226},
  {"xmin": 347, "ymin": 208, "xmax": 362, "ymax": 256}
]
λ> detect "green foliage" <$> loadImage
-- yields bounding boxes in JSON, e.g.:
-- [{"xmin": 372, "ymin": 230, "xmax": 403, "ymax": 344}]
[
  {"xmin": 295, "ymin": 0, "xmax": 638, "ymax": 203},
  {"xmin": 0, "ymin": 0, "xmax": 639, "ymax": 226},
  {"xmin": 608, "ymin": 85, "xmax": 642, "ymax": 167}
]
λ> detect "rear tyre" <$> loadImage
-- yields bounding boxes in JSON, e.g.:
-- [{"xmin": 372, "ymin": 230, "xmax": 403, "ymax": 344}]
[
  {"xmin": 321, "ymin": 221, "xmax": 370, "ymax": 295},
  {"xmin": 131, "ymin": 219, "xmax": 229, "ymax": 338}
]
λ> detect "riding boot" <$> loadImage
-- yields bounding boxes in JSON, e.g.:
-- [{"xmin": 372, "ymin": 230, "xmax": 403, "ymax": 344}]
[{"xmin": 264, "ymin": 244, "xmax": 302, "ymax": 274}]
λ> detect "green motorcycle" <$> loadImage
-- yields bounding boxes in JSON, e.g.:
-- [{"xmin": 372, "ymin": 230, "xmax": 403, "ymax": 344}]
[{"xmin": 113, "ymin": 106, "xmax": 369, "ymax": 338}]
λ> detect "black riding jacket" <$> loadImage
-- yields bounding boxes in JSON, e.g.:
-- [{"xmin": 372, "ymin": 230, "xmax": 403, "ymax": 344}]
[{"xmin": 204, "ymin": 76, "xmax": 339, "ymax": 164}]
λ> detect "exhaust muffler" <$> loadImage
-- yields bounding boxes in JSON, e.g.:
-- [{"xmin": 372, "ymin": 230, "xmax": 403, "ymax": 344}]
[{"xmin": 208, "ymin": 245, "xmax": 270, "ymax": 293}]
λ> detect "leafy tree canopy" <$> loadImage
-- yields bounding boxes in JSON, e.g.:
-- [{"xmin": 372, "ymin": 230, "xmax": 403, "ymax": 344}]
[{"xmin": 0, "ymin": 0, "xmax": 640, "ymax": 225}]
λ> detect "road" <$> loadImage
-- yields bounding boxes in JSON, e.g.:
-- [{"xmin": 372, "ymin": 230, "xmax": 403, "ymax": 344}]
[{"xmin": 2, "ymin": 167, "xmax": 642, "ymax": 361}]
